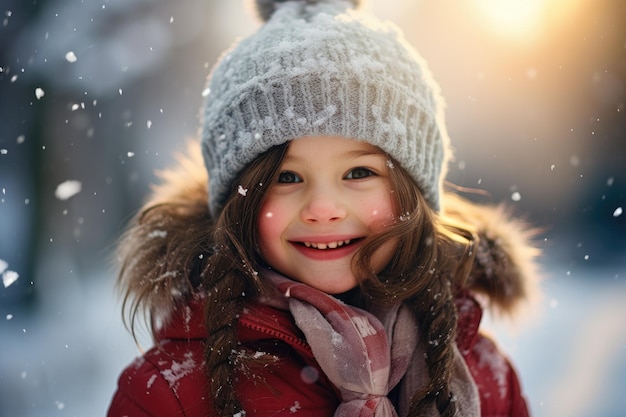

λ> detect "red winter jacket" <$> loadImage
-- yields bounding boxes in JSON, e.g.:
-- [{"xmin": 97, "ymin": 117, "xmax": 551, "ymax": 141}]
[{"xmin": 107, "ymin": 292, "xmax": 529, "ymax": 417}]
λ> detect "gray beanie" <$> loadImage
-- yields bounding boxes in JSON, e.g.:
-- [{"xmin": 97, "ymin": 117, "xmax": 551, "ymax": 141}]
[{"xmin": 201, "ymin": 0, "xmax": 451, "ymax": 217}]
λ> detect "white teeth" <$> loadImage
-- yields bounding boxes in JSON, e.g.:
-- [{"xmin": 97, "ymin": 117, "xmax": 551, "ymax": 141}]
[{"xmin": 303, "ymin": 240, "xmax": 352, "ymax": 250}]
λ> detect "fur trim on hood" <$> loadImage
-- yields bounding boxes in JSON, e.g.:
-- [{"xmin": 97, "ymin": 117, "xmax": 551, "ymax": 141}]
[
  {"xmin": 117, "ymin": 142, "xmax": 540, "ymax": 327},
  {"xmin": 442, "ymin": 193, "xmax": 541, "ymax": 316}
]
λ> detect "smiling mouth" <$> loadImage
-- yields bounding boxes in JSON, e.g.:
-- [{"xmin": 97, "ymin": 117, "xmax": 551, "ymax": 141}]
[{"xmin": 299, "ymin": 239, "xmax": 360, "ymax": 250}]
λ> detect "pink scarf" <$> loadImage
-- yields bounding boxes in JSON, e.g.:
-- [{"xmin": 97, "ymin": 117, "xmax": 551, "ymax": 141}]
[{"xmin": 265, "ymin": 271, "xmax": 480, "ymax": 417}]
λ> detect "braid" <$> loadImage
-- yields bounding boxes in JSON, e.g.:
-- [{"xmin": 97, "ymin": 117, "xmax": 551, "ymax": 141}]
[
  {"xmin": 405, "ymin": 276, "xmax": 458, "ymax": 417},
  {"xmin": 204, "ymin": 263, "xmax": 248, "ymax": 416},
  {"xmin": 203, "ymin": 143, "xmax": 289, "ymax": 416},
  {"xmin": 352, "ymin": 159, "xmax": 475, "ymax": 416}
]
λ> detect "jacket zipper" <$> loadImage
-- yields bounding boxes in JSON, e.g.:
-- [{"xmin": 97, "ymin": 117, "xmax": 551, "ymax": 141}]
[{"xmin": 239, "ymin": 317, "xmax": 313, "ymax": 355}]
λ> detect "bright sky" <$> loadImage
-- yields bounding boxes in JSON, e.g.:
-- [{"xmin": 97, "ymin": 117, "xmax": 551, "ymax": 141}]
[{"xmin": 471, "ymin": 0, "xmax": 584, "ymax": 41}]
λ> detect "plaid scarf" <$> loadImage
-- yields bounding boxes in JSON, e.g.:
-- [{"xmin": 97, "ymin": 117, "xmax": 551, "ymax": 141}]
[{"xmin": 265, "ymin": 271, "xmax": 480, "ymax": 417}]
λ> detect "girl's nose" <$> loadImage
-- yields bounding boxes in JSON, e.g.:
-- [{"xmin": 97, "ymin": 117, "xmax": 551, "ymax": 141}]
[{"xmin": 301, "ymin": 190, "xmax": 347, "ymax": 223}]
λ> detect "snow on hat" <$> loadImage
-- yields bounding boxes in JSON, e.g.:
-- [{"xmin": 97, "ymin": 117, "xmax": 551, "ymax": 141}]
[{"xmin": 201, "ymin": 0, "xmax": 451, "ymax": 217}]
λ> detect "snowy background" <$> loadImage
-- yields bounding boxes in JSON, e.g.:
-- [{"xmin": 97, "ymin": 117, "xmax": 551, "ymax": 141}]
[{"xmin": 1, "ymin": 0, "xmax": 624, "ymax": 416}]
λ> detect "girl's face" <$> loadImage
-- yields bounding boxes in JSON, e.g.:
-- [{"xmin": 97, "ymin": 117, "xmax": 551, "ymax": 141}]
[{"xmin": 257, "ymin": 136, "xmax": 398, "ymax": 294}]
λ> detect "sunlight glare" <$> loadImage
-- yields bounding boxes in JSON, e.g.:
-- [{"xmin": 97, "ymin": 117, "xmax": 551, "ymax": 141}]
[
  {"xmin": 473, "ymin": 0, "xmax": 585, "ymax": 41},
  {"xmin": 474, "ymin": 0, "xmax": 547, "ymax": 40}
]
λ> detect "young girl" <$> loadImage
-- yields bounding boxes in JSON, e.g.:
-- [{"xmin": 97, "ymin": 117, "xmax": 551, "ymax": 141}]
[{"xmin": 108, "ymin": 1, "xmax": 538, "ymax": 416}]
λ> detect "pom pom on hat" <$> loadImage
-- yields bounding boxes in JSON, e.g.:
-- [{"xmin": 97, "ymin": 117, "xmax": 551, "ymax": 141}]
[{"xmin": 254, "ymin": 0, "xmax": 361, "ymax": 22}]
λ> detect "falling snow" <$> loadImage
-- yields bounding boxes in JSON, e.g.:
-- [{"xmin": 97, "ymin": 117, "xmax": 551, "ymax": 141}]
[
  {"xmin": 238, "ymin": 185, "xmax": 248, "ymax": 196},
  {"xmin": 2, "ymin": 270, "xmax": 20, "ymax": 288},
  {"xmin": 1, "ymin": 2, "xmax": 625, "ymax": 417},
  {"xmin": 54, "ymin": 180, "xmax": 82, "ymax": 200},
  {"xmin": 65, "ymin": 51, "xmax": 77, "ymax": 63}
]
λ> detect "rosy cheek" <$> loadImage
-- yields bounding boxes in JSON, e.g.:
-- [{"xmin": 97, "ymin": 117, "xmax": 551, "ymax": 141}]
[
  {"xmin": 258, "ymin": 201, "xmax": 285, "ymax": 240},
  {"xmin": 366, "ymin": 201, "xmax": 396, "ymax": 230}
]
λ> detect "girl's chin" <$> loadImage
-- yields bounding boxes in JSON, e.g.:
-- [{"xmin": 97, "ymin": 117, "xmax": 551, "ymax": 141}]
[{"xmin": 294, "ymin": 276, "xmax": 358, "ymax": 295}]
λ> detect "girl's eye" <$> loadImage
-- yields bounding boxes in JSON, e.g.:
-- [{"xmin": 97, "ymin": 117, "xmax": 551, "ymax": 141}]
[
  {"xmin": 345, "ymin": 167, "xmax": 375, "ymax": 180},
  {"xmin": 277, "ymin": 171, "xmax": 302, "ymax": 184}
]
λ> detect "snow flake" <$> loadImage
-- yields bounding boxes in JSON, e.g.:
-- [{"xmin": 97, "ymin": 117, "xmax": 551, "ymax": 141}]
[
  {"xmin": 65, "ymin": 51, "xmax": 77, "ymax": 63},
  {"xmin": 2, "ymin": 270, "xmax": 19, "ymax": 288},
  {"xmin": 35, "ymin": 87, "xmax": 45, "ymax": 99},
  {"xmin": 160, "ymin": 351, "xmax": 196, "ymax": 393},
  {"xmin": 511, "ymin": 192, "xmax": 521, "ymax": 202},
  {"xmin": 54, "ymin": 180, "xmax": 82, "ymax": 200},
  {"xmin": 146, "ymin": 373, "xmax": 157, "ymax": 390},
  {"xmin": 613, "ymin": 207, "xmax": 622, "ymax": 217},
  {"xmin": 2, "ymin": 267, "xmax": 18, "ymax": 285},
  {"xmin": 147, "ymin": 230, "xmax": 167, "ymax": 239},
  {"xmin": 289, "ymin": 401, "xmax": 301, "ymax": 413},
  {"xmin": 238, "ymin": 185, "xmax": 248, "ymax": 196}
]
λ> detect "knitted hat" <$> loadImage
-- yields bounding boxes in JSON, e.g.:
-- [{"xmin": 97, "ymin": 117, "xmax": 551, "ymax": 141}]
[{"xmin": 201, "ymin": 0, "xmax": 451, "ymax": 217}]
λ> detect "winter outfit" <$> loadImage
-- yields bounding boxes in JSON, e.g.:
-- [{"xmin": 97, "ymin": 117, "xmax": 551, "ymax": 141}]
[
  {"xmin": 107, "ymin": 151, "xmax": 535, "ymax": 417},
  {"xmin": 109, "ymin": 0, "xmax": 538, "ymax": 416}
]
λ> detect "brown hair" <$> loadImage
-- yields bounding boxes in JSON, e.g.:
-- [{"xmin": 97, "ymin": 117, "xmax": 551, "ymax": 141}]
[
  {"xmin": 116, "ymin": 147, "xmax": 215, "ymax": 340},
  {"xmin": 201, "ymin": 142, "xmax": 476, "ymax": 417},
  {"xmin": 354, "ymin": 162, "xmax": 476, "ymax": 416},
  {"xmin": 116, "ymin": 141, "xmax": 476, "ymax": 417},
  {"xmin": 201, "ymin": 143, "xmax": 289, "ymax": 415}
]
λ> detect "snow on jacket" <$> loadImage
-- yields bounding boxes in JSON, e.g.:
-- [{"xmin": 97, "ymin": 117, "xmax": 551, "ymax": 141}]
[
  {"xmin": 107, "ymin": 146, "xmax": 539, "ymax": 417},
  {"xmin": 108, "ymin": 293, "xmax": 530, "ymax": 417}
]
